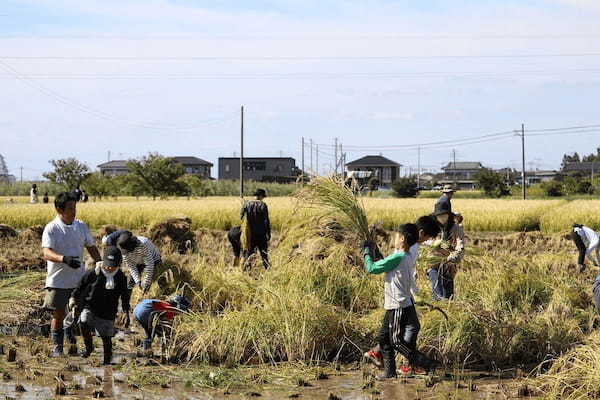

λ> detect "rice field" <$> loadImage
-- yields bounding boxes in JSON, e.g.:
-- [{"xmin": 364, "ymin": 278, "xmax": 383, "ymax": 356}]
[{"xmin": 0, "ymin": 196, "xmax": 591, "ymax": 232}]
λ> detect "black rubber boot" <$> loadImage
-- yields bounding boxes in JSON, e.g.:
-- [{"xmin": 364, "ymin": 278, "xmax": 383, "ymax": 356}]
[
  {"xmin": 102, "ymin": 337, "xmax": 113, "ymax": 365},
  {"xmin": 376, "ymin": 352, "xmax": 397, "ymax": 380},
  {"xmin": 50, "ymin": 329, "xmax": 64, "ymax": 358},
  {"xmin": 81, "ymin": 337, "xmax": 94, "ymax": 358},
  {"xmin": 411, "ymin": 351, "xmax": 441, "ymax": 373}
]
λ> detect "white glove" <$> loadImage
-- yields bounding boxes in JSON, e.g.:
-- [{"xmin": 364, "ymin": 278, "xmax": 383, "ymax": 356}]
[{"xmin": 68, "ymin": 297, "xmax": 77, "ymax": 311}]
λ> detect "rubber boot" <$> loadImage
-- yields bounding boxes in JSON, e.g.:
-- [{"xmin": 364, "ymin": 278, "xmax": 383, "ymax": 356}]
[
  {"xmin": 101, "ymin": 337, "xmax": 113, "ymax": 365},
  {"xmin": 50, "ymin": 329, "xmax": 64, "ymax": 358},
  {"xmin": 81, "ymin": 337, "xmax": 94, "ymax": 358},
  {"xmin": 64, "ymin": 326, "xmax": 78, "ymax": 355},
  {"xmin": 376, "ymin": 352, "xmax": 397, "ymax": 380}
]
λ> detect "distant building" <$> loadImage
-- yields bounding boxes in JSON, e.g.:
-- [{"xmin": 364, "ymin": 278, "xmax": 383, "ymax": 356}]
[
  {"xmin": 218, "ymin": 157, "xmax": 298, "ymax": 182},
  {"xmin": 439, "ymin": 161, "xmax": 484, "ymax": 190},
  {"xmin": 562, "ymin": 162, "xmax": 600, "ymax": 176},
  {"xmin": 98, "ymin": 160, "xmax": 129, "ymax": 176},
  {"xmin": 515, "ymin": 170, "xmax": 558, "ymax": 185},
  {"xmin": 98, "ymin": 156, "xmax": 213, "ymax": 179},
  {"xmin": 345, "ymin": 155, "xmax": 401, "ymax": 186}
]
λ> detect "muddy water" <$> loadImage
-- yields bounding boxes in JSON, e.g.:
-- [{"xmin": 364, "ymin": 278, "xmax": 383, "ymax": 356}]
[{"xmin": 0, "ymin": 361, "xmax": 538, "ymax": 400}]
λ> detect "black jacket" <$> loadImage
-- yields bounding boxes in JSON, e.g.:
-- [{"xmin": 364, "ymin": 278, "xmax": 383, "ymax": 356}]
[
  {"xmin": 241, "ymin": 200, "xmax": 271, "ymax": 239},
  {"xmin": 71, "ymin": 268, "xmax": 130, "ymax": 320}
]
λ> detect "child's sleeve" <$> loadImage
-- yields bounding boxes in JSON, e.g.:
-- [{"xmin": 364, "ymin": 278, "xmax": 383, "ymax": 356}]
[{"xmin": 364, "ymin": 252, "xmax": 406, "ymax": 274}]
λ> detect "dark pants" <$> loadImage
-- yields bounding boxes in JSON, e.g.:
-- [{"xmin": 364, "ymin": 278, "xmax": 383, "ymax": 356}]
[
  {"xmin": 379, "ymin": 306, "xmax": 420, "ymax": 362},
  {"xmin": 428, "ymin": 265, "xmax": 454, "ymax": 301},
  {"xmin": 244, "ymin": 236, "xmax": 270, "ymax": 269},
  {"xmin": 228, "ymin": 226, "xmax": 242, "ymax": 258}
]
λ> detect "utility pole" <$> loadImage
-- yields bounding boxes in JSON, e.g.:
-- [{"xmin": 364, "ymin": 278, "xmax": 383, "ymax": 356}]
[
  {"xmin": 452, "ymin": 149, "xmax": 457, "ymax": 188},
  {"xmin": 417, "ymin": 145, "xmax": 421, "ymax": 189},
  {"xmin": 521, "ymin": 123, "xmax": 526, "ymax": 200},
  {"xmin": 301, "ymin": 137, "xmax": 305, "ymax": 185},
  {"xmin": 310, "ymin": 138, "xmax": 313, "ymax": 176},
  {"xmin": 20, "ymin": 166, "xmax": 23, "ymax": 183},
  {"xmin": 240, "ymin": 106, "xmax": 244, "ymax": 198},
  {"xmin": 334, "ymin": 138, "xmax": 338, "ymax": 176},
  {"xmin": 316, "ymin": 144, "xmax": 319, "ymax": 176},
  {"xmin": 340, "ymin": 143, "xmax": 344, "ymax": 177},
  {"xmin": 107, "ymin": 151, "xmax": 111, "ymax": 162}
]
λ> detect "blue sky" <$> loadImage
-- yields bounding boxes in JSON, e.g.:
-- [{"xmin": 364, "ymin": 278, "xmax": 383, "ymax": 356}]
[{"xmin": 2, "ymin": 0, "xmax": 600, "ymax": 179}]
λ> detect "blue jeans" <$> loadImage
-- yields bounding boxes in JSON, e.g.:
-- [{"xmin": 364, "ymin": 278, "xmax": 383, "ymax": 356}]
[{"xmin": 428, "ymin": 266, "xmax": 454, "ymax": 301}]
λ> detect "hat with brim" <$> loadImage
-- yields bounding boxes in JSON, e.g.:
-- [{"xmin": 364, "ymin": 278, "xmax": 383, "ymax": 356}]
[
  {"xmin": 442, "ymin": 185, "xmax": 456, "ymax": 193},
  {"xmin": 103, "ymin": 245, "xmax": 122, "ymax": 268}
]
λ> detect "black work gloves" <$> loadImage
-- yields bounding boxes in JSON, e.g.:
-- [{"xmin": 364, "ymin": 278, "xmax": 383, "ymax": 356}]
[{"xmin": 63, "ymin": 256, "xmax": 81, "ymax": 269}]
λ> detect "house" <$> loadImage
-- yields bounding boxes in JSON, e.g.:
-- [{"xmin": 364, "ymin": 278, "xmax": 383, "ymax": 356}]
[
  {"xmin": 218, "ymin": 157, "xmax": 298, "ymax": 182},
  {"xmin": 439, "ymin": 161, "xmax": 484, "ymax": 190},
  {"xmin": 514, "ymin": 170, "xmax": 558, "ymax": 185},
  {"xmin": 98, "ymin": 156, "xmax": 213, "ymax": 179},
  {"xmin": 345, "ymin": 155, "xmax": 401, "ymax": 186},
  {"xmin": 562, "ymin": 162, "xmax": 600, "ymax": 177}
]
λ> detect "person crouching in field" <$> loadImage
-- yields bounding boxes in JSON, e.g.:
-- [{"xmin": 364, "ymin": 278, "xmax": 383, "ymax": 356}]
[
  {"xmin": 42, "ymin": 192, "xmax": 101, "ymax": 357},
  {"xmin": 102, "ymin": 230, "xmax": 161, "ymax": 295},
  {"xmin": 133, "ymin": 295, "xmax": 190, "ymax": 353},
  {"xmin": 67, "ymin": 246, "xmax": 130, "ymax": 365},
  {"xmin": 570, "ymin": 224, "xmax": 600, "ymax": 273},
  {"xmin": 427, "ymin": 209, "xmax": 465, "ymax": 301},
  {"xmin": 363, "ymin": 216, "xmax": 441, "ymax": 379}
]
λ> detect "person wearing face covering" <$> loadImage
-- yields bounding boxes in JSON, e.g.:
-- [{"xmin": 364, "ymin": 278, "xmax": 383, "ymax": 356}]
[{"xmin": 68, "ymin": 246, "xmax": 130, "ymax": 365}]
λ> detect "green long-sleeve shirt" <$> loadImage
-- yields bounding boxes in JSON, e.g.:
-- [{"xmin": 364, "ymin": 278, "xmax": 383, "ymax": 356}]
[{"xmin": 363, "ymin": 251, "xmax": 407, "ymax": 274}]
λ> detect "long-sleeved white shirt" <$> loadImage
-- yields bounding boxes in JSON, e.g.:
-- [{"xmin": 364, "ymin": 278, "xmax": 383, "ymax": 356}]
[{"xmin": 574, "ymin": 226, "xmax": 600, "ymax": 264}]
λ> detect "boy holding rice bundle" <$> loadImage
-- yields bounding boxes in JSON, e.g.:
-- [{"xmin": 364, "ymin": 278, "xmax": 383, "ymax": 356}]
[{"xmin": 362, "ymin": 215, "xmax": 441, "ymax": 379}]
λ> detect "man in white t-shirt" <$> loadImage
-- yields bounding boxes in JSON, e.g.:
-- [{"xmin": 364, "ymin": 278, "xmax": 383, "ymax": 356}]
[{"xmin": 42, "ymin": 192, "xmax": 101, "ymax": 357}]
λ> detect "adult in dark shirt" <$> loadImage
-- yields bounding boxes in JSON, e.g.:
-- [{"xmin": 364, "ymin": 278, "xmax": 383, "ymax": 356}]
[
  {"xmin": 240, "ymin": 189, "xmax": 271, "ymax": 269},
  {"xmin": 73, "ymin": 185, "xmax": 82, "ymax": 202},
  {"xmin": 68, "ymin": 246, "xmax": 130, "ymax": 365},
  {"xmin": 434, "ymin": 185, "xmax": 456, "ymax": 239},
  {"xmin": 435, "ymin": 185, "xmax": 455, "ymax": 215}
]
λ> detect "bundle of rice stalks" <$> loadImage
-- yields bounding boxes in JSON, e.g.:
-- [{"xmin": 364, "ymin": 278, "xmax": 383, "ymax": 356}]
[
  {"xmin": 145, "ymin": 217, "xmax": 197, "ymax": 254},
  {"xmin": 535, "ymin": 332, "xmax": 600, "ymax": 399},
  {"xmin": 296, "ymin": 176, "xmax": 371, "ymax": 242}
]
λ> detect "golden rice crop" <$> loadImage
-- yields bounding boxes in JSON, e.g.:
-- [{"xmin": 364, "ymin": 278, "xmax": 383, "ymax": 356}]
[
  {"xmin": 539, "ymin": 199, "xmax": 600, "ymax": 233},
  {"xmin": 0, "ymin": 196, "xmax": 569, "ymax": 232}
]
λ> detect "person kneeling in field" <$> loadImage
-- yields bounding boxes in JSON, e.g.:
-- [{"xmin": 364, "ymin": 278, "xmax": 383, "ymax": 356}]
[
  {"xmin": 363, "ymin": 216, "xmax": 441, "ymax": 379},
  {"xmin": 102, "ymin": 230, "xmax": 161, "ymax": 295},
  {"xmin": 571, "ymin": 224, "xmax": 600, "ymax": 273},
  {"xmin": 133, "ymin": 295, "xmax": 190, "ymax": 353},
  {"xmin": 68, "ymin": 245, "xmax": 130, "ymax": 365}
]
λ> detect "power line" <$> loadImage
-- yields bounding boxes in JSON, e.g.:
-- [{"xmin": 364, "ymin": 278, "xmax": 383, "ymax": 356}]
[
  {"xmin": 0, "ymin": 59, "xmax": 237, "ymax": 130},
  {"xmin": 4, "ymin": 52, "xmax": 600, "ymax": 61},
  {"xmin": 2, "ymin": 33, "xmax": 600, "ymax": 40},
  {"xmin": 4, "ymin": 68, "xmax": 600, "ymax": 81}
]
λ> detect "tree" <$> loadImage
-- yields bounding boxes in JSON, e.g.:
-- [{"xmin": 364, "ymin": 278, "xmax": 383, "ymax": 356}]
[
  {"xmin": 391, "ymin": 177, "xmax": 419, "ymax": 198},
  {"xmin": 43, "ymin": 158, "xmax": 90, "ymax": 189},
  {"xmin": 83, "ymin": 172, "xmax": 114, "ymax": 199},
  {"xmin": 126, "ymin": 153, "xmax": 187, "ymax": 199},
  {"xmin": 540, "ymin": 181, "xmax": 563, "ymax": 197},
  {"xmin": 563, "ymin": 176, "xmax": 594, "ymax": 195},
  {"xmin": 474, "ymin": 168, "xmax": 510, "ymax": 198}
]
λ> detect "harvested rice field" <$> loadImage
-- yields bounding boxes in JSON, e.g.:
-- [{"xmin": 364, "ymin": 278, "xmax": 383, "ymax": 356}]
[{"xmin": 0, "ymin": 194, "xmax": 598, "ymax": 399}]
